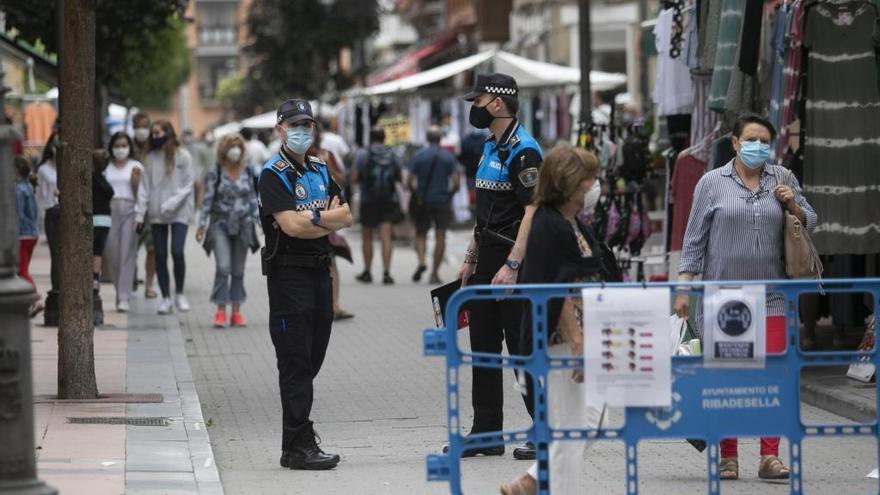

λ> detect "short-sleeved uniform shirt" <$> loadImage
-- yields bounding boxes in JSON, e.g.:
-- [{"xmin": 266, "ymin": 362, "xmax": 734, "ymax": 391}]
[
  {"xmin": 258, "ymin": 148, "xmax": 345, "ymax": 256},
  {"xmin": 475, "ymin": 119, "xmax": 543, "ymax": 244}
]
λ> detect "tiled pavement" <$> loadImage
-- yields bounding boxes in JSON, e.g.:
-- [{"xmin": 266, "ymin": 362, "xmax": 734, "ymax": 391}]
[
  {"xmin": 29, "ymin": 241, "xmax": 222, "ymax": 495},
  {"xmin": 177, "ymin": 227, "xmax": 879, "ymax": 495}
]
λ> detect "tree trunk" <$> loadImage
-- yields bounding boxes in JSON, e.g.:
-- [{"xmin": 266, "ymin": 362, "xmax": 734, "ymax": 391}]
[{"xmin": 57, "ymin": 0, "xmax": 98, "ymax": 400}]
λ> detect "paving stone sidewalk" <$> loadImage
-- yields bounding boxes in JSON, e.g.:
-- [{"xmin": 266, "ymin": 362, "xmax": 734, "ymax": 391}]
[
  {"xmin": 29, "ymin": 241, "xmax": 222, "ymax": 494},
  {"xmin": 178, "ymin": 227, "xmax": 879, "ymax": 495}
]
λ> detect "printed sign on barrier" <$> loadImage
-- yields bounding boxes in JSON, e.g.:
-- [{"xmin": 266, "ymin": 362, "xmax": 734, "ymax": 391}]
[
  {"xmin": 703, "ymin": 285, "xmax": 766, "ymax": 368},
  {"xmin": 583, "ymin": 287, "xmax": 672, "ymax": 408}
]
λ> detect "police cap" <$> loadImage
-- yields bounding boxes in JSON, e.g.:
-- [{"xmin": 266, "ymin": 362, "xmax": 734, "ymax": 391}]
[
  {"xmin": 464, "ymin": 73, "xmax": 518, "ymax": 101},
  {"xmin": 276, "ymin": 99, "xmax": 315, "ymax": 125}
]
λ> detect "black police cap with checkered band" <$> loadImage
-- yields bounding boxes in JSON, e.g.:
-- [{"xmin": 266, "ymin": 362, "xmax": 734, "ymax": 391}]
[
  {"xmin": 464, "ymin": 73, "xmax": 519, "ymax": 101},
  {"xmin": 276, "ymin": 98, "xmax": 315, "ymax": 125}
]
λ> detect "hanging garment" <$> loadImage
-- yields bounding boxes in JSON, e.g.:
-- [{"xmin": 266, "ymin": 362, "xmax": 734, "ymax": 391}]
[
  {"xmin": 669, "ymin": 153, "xmax": 707, "ymax": 251},
  {"xmin": 654, "ymin": 8, "xmax": 695, "ymax": 116},
  {"xmin": 803, "ymin": 1, "xmax": 880, "ymax": 254},
  {"xmin": 708, "ymin": 0, "xmax": 746, "ymax": 112},
  {"xmin": 725, "ymin": 0, "xmax": 756, "ymax": 114},
  {"xmin": 690, "ymin": 74, "xmax": 721, "ymax": 147},
  {"xmin": 768, "ymin": 2, "xmax": 790, "ymax": 140},
  {"xmin": 697, "ymin": 0, "xmax": 723, "ymax": 71},
  {"xmin": 777, "ymin": 0, "xmax": 806, "ymax": 157},
  {"xmin": 23, "ymin": 102, "xmax": 57, "ymax": 144},
  {"xmin": 738, "ymin": 0, "xmax": 765, "ymax": 75}
]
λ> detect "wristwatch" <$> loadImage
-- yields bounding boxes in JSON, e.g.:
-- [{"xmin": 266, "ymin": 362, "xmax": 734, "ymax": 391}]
[
  {"xmin": 504, "ymin": 259, "xmax": 521, "ymax": 271},
  {"xmin": 311, "ymin": 209, "xmax": 322, "ymax": 225}
]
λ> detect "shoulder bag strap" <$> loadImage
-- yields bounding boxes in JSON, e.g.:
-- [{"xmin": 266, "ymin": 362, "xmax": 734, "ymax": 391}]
[{"xmin": 420, "ymin": 151, "xmax": 441, "ymax": 197}]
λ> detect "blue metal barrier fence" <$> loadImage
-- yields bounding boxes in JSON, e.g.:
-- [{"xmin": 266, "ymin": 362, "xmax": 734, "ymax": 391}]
[{"xmin": 423, "ymin": 278, "xmax": 880, "ymax": 495}]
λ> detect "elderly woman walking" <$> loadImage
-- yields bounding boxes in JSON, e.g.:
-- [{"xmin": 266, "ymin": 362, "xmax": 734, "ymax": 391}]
[
  {"xmin": 500, "ymin": 146, "xmax": 618, "ymax": 495},
  {"xmin": 674, "ymin": 114, "xmax": 817, "ymax": 481},
  {"xmin": 196, "ymin": 133, "xmax": 260, "ymax": 328}
]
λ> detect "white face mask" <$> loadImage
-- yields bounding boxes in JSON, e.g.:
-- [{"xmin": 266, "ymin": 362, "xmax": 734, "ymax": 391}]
[
  {"xmin": 226, "ymin": 147, "xmax": 243, "ymax": 162},
  {"xmin": 583, "ymin": 180, "xmax": 601, "ymax": 211},
  {"xmin": 133, "ymin": 128, "xmax": 150, "ymax": 142},
  {"xmin": 112, "ymin": 146, "xmax": 130, "ymax": 160}
]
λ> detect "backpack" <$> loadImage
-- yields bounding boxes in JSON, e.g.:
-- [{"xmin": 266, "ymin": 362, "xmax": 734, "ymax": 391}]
[{"xmin": 365, "ymin": 149, "xmax": 398, "ymax": 201}]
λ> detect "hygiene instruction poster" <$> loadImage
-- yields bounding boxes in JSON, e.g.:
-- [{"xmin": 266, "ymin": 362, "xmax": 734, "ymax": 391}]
[{"xmin": 582, "ymin": 288, "xmax": 672, "ymax": 408}]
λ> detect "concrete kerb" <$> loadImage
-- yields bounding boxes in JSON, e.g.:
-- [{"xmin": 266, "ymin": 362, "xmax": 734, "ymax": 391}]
[{"xmin": 126, "ymin": 299, "xmax": 224, "ymax": 495}]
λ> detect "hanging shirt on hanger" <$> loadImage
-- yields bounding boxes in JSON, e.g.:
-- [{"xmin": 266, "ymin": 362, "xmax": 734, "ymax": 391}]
[{"xmin": 654, "ymin": 8, "xmax": 694, "ymax": 116}]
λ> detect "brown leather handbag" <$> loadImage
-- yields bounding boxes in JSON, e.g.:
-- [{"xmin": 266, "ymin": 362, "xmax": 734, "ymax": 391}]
[{"xmin": 773, "ymin": 166, "xmax": 823, "ymax": 279}]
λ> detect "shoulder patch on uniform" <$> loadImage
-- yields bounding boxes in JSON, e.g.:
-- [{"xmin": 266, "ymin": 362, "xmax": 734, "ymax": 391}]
[
  {"xmin": 294, "ymin": 183, "xmax": 308, "ymax": 200},
  {"xmin": 518, "ymin": 167, "xmax": 539, "ymax": 188},
  {"xmin": 272, "ymin": 160, "xmax": 290, "ymax": 172}
]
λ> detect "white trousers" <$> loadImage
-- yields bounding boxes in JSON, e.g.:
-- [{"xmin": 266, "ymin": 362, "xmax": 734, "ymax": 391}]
[
  {"xmin": 104, "ymin": 198, "xmax": 138, "ymax": 303},
  {"xmin": 527, "ymin": 344, "xmax": 603, "ymax": 495}
]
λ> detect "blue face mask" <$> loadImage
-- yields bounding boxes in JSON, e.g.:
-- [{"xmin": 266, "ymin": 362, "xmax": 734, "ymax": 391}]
[
  {"xmin": 739, "ymin": 140, "xmax": 771, "ymax": 168},
  {"xmin": 286, "ymin": 127, "xmax": 313, "ymax": 155}
]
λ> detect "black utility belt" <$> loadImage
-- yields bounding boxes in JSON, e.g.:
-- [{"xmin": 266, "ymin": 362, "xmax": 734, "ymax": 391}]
[
  {"xmin": 268, "ymin": 253, "xmax": 332, "ymax": 268},
  {"xmin": 475, "ymin": 224, "xmax": 518, "ymax": 247}
]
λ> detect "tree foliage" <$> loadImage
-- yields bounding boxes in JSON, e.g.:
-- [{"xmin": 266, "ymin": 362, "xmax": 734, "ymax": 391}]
[
  {"xmin": 235, "ymin": 0, "xmax": 379, "ymax": 115},
  {"xmin": 1, "ymin": 0, "xmax": 189, "ymax": 107}
]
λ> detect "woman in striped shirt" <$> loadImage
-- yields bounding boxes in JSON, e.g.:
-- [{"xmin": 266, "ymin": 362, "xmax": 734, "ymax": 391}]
[{"xmin": 674, "ymin": 114, "xmax": 817, "ymax": 481}]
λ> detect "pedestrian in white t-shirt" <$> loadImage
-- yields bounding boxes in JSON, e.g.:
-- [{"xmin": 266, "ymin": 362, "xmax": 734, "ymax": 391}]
[{"xmin": 103, "ymin": 131, "xmax": 143, "ymax": 311}]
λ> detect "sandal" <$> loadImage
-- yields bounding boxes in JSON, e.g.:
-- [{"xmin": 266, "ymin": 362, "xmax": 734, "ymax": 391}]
[
  {"xmin": 499, "ymin": 473, "xmax": 536, "ymax": 495},
  {"xmin": 145, "ymin": 288, "xmax": 158, "ymax": 299},
  {"xmin": 334, "ymin": 310, "xmax": 354, "ymax": 321},
  {"xmin": 719, "ymin": 457, "xmax": 738, "ymax": 480},
  {"xmin": 759, "ymin": 455, "xmax": 790, "ymax": 480}
]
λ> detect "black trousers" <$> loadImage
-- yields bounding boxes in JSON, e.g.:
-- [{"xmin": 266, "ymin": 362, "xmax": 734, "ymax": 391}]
[
  {"xmin": 44, "ymin": 206, "xmax": 60, "ymax": 291},
  {"xmin": 467, "ymin": 243, "xmax": 534, "ymax": 433},
  {"xmin": 267, "ymin": 265, "xmax": 333, "ymax": 450}
]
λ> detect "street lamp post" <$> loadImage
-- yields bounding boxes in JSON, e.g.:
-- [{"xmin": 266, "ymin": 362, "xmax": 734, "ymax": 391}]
[{"xmin": 0, "ymin": 64, "xmax": 58, "ymax": 495}]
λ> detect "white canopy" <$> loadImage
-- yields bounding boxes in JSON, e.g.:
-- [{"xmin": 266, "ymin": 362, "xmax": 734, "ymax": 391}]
[
  {"xmin": 344, "ymin": 50, "xmax": 627, "ymax": 97},
  {"xmin": 237, "ymin": 101, "xmax": 338, "ymax": 129}
]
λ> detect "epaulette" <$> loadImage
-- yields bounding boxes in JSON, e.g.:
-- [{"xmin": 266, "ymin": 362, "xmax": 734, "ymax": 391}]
[
  {"xmin": 308, "ymin": 154, "xmax": 326, "ymax": 165},
  {"xmin": 272, "ymin": 160, "xmax": 290, "ymax": 172},
  {"xmin": 508, "ymin": 134, "xmax": 521, "ymax": 148}
]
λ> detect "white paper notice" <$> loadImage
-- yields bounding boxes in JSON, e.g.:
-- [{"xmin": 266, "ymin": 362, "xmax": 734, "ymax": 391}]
[{"xmin": 582, "ymin": 288, "xmax": 672, "ymax": 408}]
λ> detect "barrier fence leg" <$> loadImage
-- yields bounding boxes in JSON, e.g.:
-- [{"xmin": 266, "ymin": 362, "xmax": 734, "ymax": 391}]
[
  {"xmin": 625, "ymin": 441, "xmax": 638, "ymax": 495},
  {"xmin": 707, "ymin": 443, "xmax": 720, "ymax": 495},
  {"xmin": 788, "ymin": 441, "xmax": 803, "ymax": 495}
]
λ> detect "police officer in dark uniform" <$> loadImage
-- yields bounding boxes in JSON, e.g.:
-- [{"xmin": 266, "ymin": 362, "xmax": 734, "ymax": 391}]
[
  {"xmin": 455, "ymin": 73, "xmax": 543, "ymax": 459},
  {"xmin": 258, "ymin": 99, "xmax": 353, "ymax": 470}
]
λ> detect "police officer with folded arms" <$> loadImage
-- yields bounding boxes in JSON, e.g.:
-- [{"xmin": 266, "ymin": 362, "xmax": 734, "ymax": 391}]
[
  {"xmin": 258, "ymin": 99, "xmax": 352, "ymax": 470},
  {"xmin": 455, "ymin": 73, "xmax": 543, "ymax": 459}
]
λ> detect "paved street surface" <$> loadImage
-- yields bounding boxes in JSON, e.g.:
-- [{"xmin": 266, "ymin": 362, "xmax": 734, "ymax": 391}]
[{"xmin": 175, "ymin": 226, "xmax": 879, "ymax": 495}]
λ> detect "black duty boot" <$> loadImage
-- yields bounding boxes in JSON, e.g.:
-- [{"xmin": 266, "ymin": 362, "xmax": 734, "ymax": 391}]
[
  {"xmin": 512, "ymin": 441, "xmax": 536, "ymax": 460},
  {"xmin": 281, "ymin": 432, "xmax": 340, "ymax": 470}
]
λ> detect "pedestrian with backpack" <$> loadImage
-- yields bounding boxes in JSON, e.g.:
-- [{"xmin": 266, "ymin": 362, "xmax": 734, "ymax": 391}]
[
  {"xmin": 196, "ymin": 133, "xmax": 260, "ymax": 328},
  {"xmin": 351, "ymin": 126, "xmax": 403, "ymax": 284}
]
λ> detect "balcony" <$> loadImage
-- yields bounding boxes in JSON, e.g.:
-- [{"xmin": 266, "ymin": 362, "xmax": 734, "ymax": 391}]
[{"xmin": 196, "ymin": 26, "xmax": 239, "ymax": 57}]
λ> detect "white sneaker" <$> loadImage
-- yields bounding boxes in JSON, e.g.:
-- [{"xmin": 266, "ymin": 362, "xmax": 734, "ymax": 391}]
[
  {"xmin": 117, "ymin": 300, "xmax": 130, "ymax": 313},
  {"xmin": 158, "ymin": 298, "xmax": 173, "ymax": 314},
  {"xmin": 175, "ymin": 294, "xmax": 190, "ymax": 312}
]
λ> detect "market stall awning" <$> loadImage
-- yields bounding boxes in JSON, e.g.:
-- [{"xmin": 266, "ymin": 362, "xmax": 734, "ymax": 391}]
[
  {"xmin": 344, "ymin": 50, "xmax": 627, "ymax": 97},
  {"xmin": 367, "ymin": 30, "xmax": 460, "ymax": 86},
  {"xmin": 347, "ymin": 50, "xmax": 495, "ymax": 97},
  {"xmin": 494, "ymin": 51, "xmax": 626, "ymax": 91}
]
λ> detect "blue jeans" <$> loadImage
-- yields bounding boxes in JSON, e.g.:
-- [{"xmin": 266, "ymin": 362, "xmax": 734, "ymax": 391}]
[
  {"xmin": 211, "ymin": 229, "xmax": 248, "ymax": 306},
  {"xmin": 151, "ymin": 223, "xmax": 188, "ymax": 298}
]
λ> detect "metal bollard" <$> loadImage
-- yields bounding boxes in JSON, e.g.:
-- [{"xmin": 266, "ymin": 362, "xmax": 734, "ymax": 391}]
[{"xmin": 0, "ymin": 66, "xmax": 56, "ymax": 495}]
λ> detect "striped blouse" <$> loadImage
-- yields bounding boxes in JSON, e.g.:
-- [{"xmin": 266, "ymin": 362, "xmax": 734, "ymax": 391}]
[{"xmin": 679, "ymin": 160, "xmax": 817, "ymax": 316}]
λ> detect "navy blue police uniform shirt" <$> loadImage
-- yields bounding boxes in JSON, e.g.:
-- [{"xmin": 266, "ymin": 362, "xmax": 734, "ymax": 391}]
[
  {"xmin": 258, "ymin": 147, "xmax": 345, "ymax": 256},
  {"xmin": 475, "ymin": 119, "xmax": 543, "ymax": 243}
]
